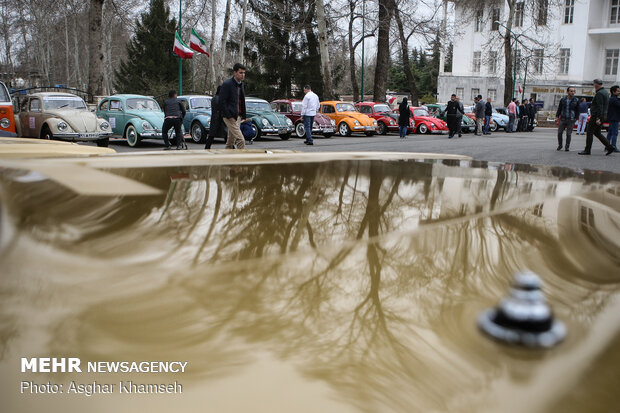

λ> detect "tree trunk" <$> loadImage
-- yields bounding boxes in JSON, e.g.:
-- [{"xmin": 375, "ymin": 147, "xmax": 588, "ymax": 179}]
[
  {"xmin": 72, "ymin": 16, "xmax": 82, "ymax": 88},
  {"xmin": 209, "ymin": 0, "xmax": 217, "ymax": 91},
  {"xmin": 348, "ymin": 0, "xmax": 359, "ymax": 102},
  {"xmin": 239, "ymin": 0, "xmax": 248, "ymax": 64},
  {"xmin": 64, "ymin": 13, "xmax": 70, "ymax": 85},
  {"xmin": 393, "ymin": 5, "xmax": 418, "ymax": 105},
  {"xmin": 503, "ymin": 0, "xmax": 516, "ymax": 106},
  {"xmin": 373, "ymin": 0, "xmax": 392, "ymax": 102},
  {"xmin": 87, "ymin": 0, "xmax": 105, "ymax": 98},
  {"xmin": 315, "ymin": 0, "xmax": 333, "ymax": 99},
  {"xmin": 218, "ymin": 0, "xmax": 232, "ymax": 85}
]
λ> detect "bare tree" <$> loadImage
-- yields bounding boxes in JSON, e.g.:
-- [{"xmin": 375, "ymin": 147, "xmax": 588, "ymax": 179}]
[
  {"xmin": 239, "ymin": 0, "xmax": 249, "ymax": 64},
  {"xmin": 373, "ymin": 0, "xmax": 394, "ymax": 102},
  {"xmin": 87, "ymin": 0, "xmax": 105, "ymax": 98},
  {"xmin": 316, "ymin": 0, "xmax": 334, "ymax": 99}
]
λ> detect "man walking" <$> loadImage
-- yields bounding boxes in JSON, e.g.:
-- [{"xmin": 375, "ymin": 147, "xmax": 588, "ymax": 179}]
[
  {"xmin": 607, "ymin": 85, "xmax": 620, "ymax": 152},
  {"xmin": 576, "ymin": 98, "xmax": 589, "ymax": 135},
  {"xmin": 528, "ymin": 98, "xmax": 537, "ymax": 131},
  {"xmin": 474, "ymin": 95, "xmax": 485, "ymax": 136},
  {"xmin": 455, "ymin": 96, "xmax": 464, "ymax": 137},
  {"xmin": 442, "ymin": 94, "xmax": 460, "ymax": 139},
  {"xmin": 162, "ymin": 90, "xmax": 186, "ymax": 150},
  {"xmin": 301, "ymin": 84, "xmax": 320, "ymax": 145},
  {"xmin": 483, "ymin": 97, "xmax": 493, "ymax": 135},
  {"xmin": 579, "ymin": 79, "xmax": 614, "ymax": 156},
  {"xmin": 555, "ymin": 86, "xmax": 579, "ymax": 151},
  {"xmin": 507, "ymin": 98, "xmax": 517, "ymax": 133},
  {"xmin": 219, "ymin": 63, "xmax": 247, "ymax": 149},
  {"xmin": 398, "ymin": 98, "xmax": 411, "ymax": 138}
]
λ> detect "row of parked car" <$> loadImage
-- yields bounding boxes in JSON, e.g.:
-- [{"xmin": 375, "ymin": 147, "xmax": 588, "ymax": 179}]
[{"xmin": 0, "ymin": 81, "xmax": 530, "ymax": 148}]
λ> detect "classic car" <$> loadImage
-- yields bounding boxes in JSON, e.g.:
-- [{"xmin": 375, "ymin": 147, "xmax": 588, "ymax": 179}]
[
  {"xmin": 2, "ymin": 149, "xmax": 619, "ymax": 413},
  {"xmin": 178, "ymin": 95, "xmax": 212, "ymax": 143},
  {"xmin": 496, "ymin": 106, "xmax": 538, "ymax": 130},
  {"xmin": 355, "ymin": 102, "xmax": 400, "ymax": 135},
  {"xmin": 271, "ymin": 99, "xmax": 336, "ymax": 138},
  {"xmin": 320, "ymin": 101, "xmax": 377, "ymax": 136},
  {"xmin": 427, "ymin": 103, "xmax": 475, "ymax": 133},
  {"xmin": 14, "ymin": 92, "xmax": 111, "ymax": 146},
  {"xmin": 0, "ymin": 81, "xmax": 16, "ymax": 137},
  {"xmin": 97, "ymin": 94, "xmax": 178, "ymax": 147},
  {"xmin": 571, "ymin": 109, "xmax": 609, "ymax": 131},
  {"xmin": 393, "ymin": 106, "xmax": 449, "ymax": 134},
  {"xmin": 245, "ymin": 98, "xmax": 294, "ymax": 140},
  {"xmin": 464, "ymin": 106, "xmax": 498, "ymax": 131}
]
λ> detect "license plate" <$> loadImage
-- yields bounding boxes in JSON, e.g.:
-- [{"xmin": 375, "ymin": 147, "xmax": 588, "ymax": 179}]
[
  {"xmin": 365, "ymin": 126, "xmax": 374, "ymax": 131},
  {"xmin": 324, "ymin": 128, "xmax": 334, "ymax": 133},
  {"xmin": 279, "ymin": 128, "xmax": 286, "ymax": 134},
  {"xmin": 78, "ymin": 133, "xmax": 98, "ymax": 139}
]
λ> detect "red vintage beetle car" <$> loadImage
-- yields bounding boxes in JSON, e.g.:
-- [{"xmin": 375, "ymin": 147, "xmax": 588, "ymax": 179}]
[
  {"xmin": 355, "ymin": 102, "xmax": 400, "ymax": 135},
  {"xmin": 271, "ymin": 99, "xmax": 336, "ymax": 138},
  {"xmin": 393, "ymin": 106, "xmax": 449, "ymax": 134}
]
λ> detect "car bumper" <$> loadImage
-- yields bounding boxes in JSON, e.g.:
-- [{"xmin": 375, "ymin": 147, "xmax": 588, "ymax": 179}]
[
  {"xmin": 430, "ymin": 130, "xmax": 448, "ymax": 134},
  {"xmin": 55, "ymin": 132, "xmax": 113, "ymax": 141},
  {"xmin": 140, "ymin": 131, "xmax": 163, "ymax": 139},
  {"xmin": 313, "ymin": 127, "xmax": 335, "ymax": 134},
  {"xmin": 0, "ymin": 130, "xmax": 17, "ymax": 137},
  {"xmin": 262, "ymin": 127, "xmax": 294, "ymax": 134},
  {"xmin": 352, "ymin": 126, "xmax": 377, "ymax": 132}
]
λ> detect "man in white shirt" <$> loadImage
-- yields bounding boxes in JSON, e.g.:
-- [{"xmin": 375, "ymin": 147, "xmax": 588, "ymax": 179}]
[{"xmin": 301, "ymin": 85, "xmax": 320, "ymax": 145}]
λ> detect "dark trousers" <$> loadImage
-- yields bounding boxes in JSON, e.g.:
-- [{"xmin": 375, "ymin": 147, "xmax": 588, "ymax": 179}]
[
  {"xmin": 557, "ymin": 118, "xmax": 574, "ymax": 148},
  {"xmin": 456, "ymin": 116, "xmax": 463, "ymax": 136},
  {"xmin": 584, "ymin": 119, "xmax": 613, "ymax": 153},
  {"xmin": 303, "ymin": 115, "xmax": 314, "ymax": 143},
  {"xmin": 162, "ymin": 117, "xmax": 183, "ymax": 147},
  {"xmin": 446, "ymin": 115, "xmax": 458, "ymax": 136}
]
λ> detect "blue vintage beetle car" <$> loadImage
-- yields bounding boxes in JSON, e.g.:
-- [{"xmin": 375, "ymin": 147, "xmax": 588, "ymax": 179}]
[{"xmin": 178, "ymin": 95, "xmax": 211, "ymax": 143}]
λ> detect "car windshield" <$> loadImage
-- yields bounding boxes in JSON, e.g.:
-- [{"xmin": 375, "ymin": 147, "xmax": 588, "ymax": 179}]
[
  {"xmin": 373, "ymin": 104, "xmax": 391, "ymax": 113},
  {"xmin": 0, "ymin": 82, "xmax": 9, "ymax": 103},
  {"xmin": 247, "ymin": 101, "xmax": 272, "ymax": 111},
  {"xmin": 292, "ymin": 102, "xmax": 302, "ymax": 112},
  {"xmin": 126, "ymin": 98, "xmax": 161, "ymax": 111},
  {"xmin": 190, "ymin": 97, "xmax": 211, "ymax": 109},
  {"xmin": 336, "ymin": 103, "xmax": 356, "ymax": 112},
  {"xmin": 413, "ymin": 108, "xmax": 430, "ymax": 117},
  {"xmin": 43, "ymin": 96, "xmax": 87, "ymax": 110}
]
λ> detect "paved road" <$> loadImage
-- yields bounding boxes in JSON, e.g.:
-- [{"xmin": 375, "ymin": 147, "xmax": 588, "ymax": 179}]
[{"xmin": 87, "ymin": 127, "xmax": 620, "ymax": 174}]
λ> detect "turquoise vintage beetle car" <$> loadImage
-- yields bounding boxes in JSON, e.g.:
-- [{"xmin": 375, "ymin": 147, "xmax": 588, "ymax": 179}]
[
  {"xmin": 178, "ymin": 95, "xmax": 211, "ymax": 144},
  {"xmin": 97, "ymin": 94, "xmax": 174, "ymax": 147},
  {"xmin": 246, "ymin": 97, "xmax": 294, "ymax": 140}
]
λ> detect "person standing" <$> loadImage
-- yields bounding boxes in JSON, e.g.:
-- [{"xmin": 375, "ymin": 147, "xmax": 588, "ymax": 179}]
[
  {"xmin": 205, "ymin": 86, "xmax": 222, "ymax": 149},
  {"xmin": 528, "ymin": 98, "xmax": 537, "ymax": 131},
  {"xmin": 398, "ymin": 98, "xmax": 410, "ymax": 138},
  {"xmin": 162, "ymin": 90, "xmax": 187, "ymax": 150},
  {"xmin": 455, "ymin": 96, "xmax": 464, "ymax": 137},
  {"xmin": 483, "ymin": 97, "xmax": 492, "ymax": 135},
  {"xmin": 442, "ymin": 94, "xmax": 460, "ymax": 138},
  {"xmin": 301, "ymin": 84, "xmax": 320, "ymax": 145},
  {"xmin": 555, "ymin": 86, "xmax": 579, "ymax": 151},
  {"xmin": 579, "ymin": 79, "xmax": 614, "ymax": 156},
  {"xmin": 607, "ymin": 85, "xmax": 620, "ymax": 152},
  {"xmin": 474, "ymin": 95, "xmax": 485, "ymax": 136},
  {"xmin": 518, "ymin": 100, "xmax": 528, "ymax": 132},
  {"xmin": 576, "ymin": 97, "xmax": 589, "ymax": 135},
  {"xmin": 507, "ymin": 98, "xmax": 517, "ymax": 133},
  {"xmin": 219, "ymin": 63, "xmax": 247, "ymax": 149}
]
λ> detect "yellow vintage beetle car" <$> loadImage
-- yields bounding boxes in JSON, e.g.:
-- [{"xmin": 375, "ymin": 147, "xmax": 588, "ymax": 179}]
[{"xmin": 320, "ymin": 100, "xmax": 377, "ymax": 136}]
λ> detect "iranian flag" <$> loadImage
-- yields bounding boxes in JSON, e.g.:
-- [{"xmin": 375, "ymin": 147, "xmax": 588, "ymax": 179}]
[
  {"xmin": 189, "ymin": 28, "xmax": 210, "ymax": 56},
  {"xmin": 173, "ymin": 32, "xmax": 194, "ymax": 59}
]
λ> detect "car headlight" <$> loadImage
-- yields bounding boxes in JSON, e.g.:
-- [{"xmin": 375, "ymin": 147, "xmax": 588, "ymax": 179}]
[
  {"xmin": 142, "ymin": 121, "xmax": 153, "ymax": 130},
  {"xmin": 99, "ymin": 121, "xmax": 109, "ymax": 130},
  {"xmin": 286, "ymin": 118, "xmax": 293, "ymax": 126},
  {"xmin": 313, "ymin": 122, "xmax": 319, "ymax": 128},
  {"xmin": 331, "ymin": 119, "xmax": 336, "ymax": 127},
  {"xmin": 0, "ymin": 118, "xmax": 9, "ymax": 129},
  {"xmin": 389, "ymin": 119, "xmax": 395, "ymax": 125},
  {"xmin": 354, "ymin": 120, "xmax": 360, "ymax": 126},
  {"xmin": 57, "ymin": 121, "xmax": 68, "ymax": 131},
  {"xmin": 431, "ymin": 124, "xmax": 436, "ymax": 129},
  {"xmin": 373, "ymin": 120, "xmax": 378, "ymax": 126},
  {"xmin": 262, "ymin": 118, "xmax": 269, "ymax": 126}
]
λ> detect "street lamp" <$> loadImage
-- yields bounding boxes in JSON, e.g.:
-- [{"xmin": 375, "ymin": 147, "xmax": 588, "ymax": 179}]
[
  {"xmin": 494, "ymin": 21, "xmax": 527, "ymax": 101},
  {"xmin": 360, "ymin": 0, "xmax": 366, "ymax": 102}
]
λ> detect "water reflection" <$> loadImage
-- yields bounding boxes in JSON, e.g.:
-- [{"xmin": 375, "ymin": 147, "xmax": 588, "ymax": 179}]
[{"xmin": 1, "ymin": 158, "xmax": 619, "ymax": 413}]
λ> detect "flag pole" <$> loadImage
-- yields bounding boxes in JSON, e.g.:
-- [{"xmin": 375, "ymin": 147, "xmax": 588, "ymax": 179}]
[{"xmin": 178, "ymin": 0, "xmax": 183, "ymax": 95}]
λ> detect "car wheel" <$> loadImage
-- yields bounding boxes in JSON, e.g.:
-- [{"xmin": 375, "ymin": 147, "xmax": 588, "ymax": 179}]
[
  {"xmin": 377, "ymin": 122, "xmax": 387, "ymax": 135},
  {"xmin": 295, "ymin": 122, "xmax": 305, "ymax": 138},
  {"xmin": 250, "ymin": 123, "xmax": 261, "ymax": 141},
  {"xmin": 417, "ymin": 123, "xmax": 428, "ymax": 134},
  {"xmin": 40, "ymin": 125, "xmax": 53, "ymax": 140},
  {"xmin": 490, "ymin": 122, "xmax": 498, "ymax": 132},
  {"xmin": 338, "ymin": 122, "xmax": 351, "ymax": 137},
  {"xmin": 96, "ymin": 138, "xmax": 109, "ymax": 147},
  {"xmin": 125, "ymin": 124, "xmax": 141, "ymax": 147},
  {"xmin": 191, "ymin": 122, "xmax": 206, "ymax": 144},
  {"xmin": 323, "ymin": 133, "xmax": 333, "ymax": 139},
  {"xmin": 279, "ymin": 133, "xmax": 291, "ymax": 140}
]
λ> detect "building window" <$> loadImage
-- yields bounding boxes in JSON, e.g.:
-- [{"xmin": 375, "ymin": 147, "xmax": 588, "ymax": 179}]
[
  {"xmin": 559, "ymin": 48, "xmax": 570, "ymax": 74},
  {"xmin": 456, "ymin": 88, "xmax": 464, "ymax": 99},
  {"xmin": 471, "ymin": 88, "xmax": 480, "ymax": 101},
  {"xmin": 612, "ymin": 0, "xmax": 620, "ymax": 24},
  {"xmin": 564, "ymin": 0, "xmax": 574, "ymax": 24},
  {"xmin": 533, "ymin": 49, "xmax": 544, "ymax": 74},
  {"xmin": 537, "ymin": 0, "xmax": 548, "ymax": 25},
  {"xmin": 606, "ymin": 49, "xmax": 619, "ymax": 75},
  {"xmin": 489, "ymin": 51, "xmax": 498, "ymax": 74},
  {"xmin": 491, "ymin": 8, "xmax": 501, "ymax": 30},
  {"xmin": 473, "ymin": 51, "xmax": 481, "ymax": 72},
  {"xmin": 514, "ymin": 2, "xmax": 524, "ymax": 27},
  {"xmin": 475, "ymin": 9, "xmax": 483, "ymax": 32},
  {"xmin": 488, "ymin": 89, "xmax": 497, "ymax": 101}
]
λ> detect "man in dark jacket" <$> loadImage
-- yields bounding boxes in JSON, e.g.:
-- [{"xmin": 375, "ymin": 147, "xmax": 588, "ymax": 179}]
[
  {"xmin": 606, "ymin": 85, "xmax": 620, "ymax": 152},
  {"xmin": 528, "ymin": 98, "xmax": 537, "ymax": 131},
  {"xmin": 483, "ymin": 97, "xmax": 492, "ymax": 135},
  {"xmin": 205, "ymin": 86, "xmax": 222, "ymax": 149},
  {"xmin": 442, "ymin": 94, "xmax": 460, "ymax": 138},
  {"xmin": 579, "ymin": 79, "xmax": 614, "ymax": 156},
  {"xmin": 162, "ymin": 90, "xmax": 187, "ymax": 150},
  {"xmin": 555, "ymin": 86, "xmax": 579, "ymax": 151},
  {"xmin": 398, "ymin": 98, "xmax": 411, "ymax": 138},
  {"xmin": 219, "ymin": 63, "xmax": 247, "ymax": 149}
]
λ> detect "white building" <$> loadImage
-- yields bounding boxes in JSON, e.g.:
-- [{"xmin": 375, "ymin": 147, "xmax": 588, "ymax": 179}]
[{"xmin": 438, "ymin": 0, "xmax": 620, "ymax": 109}]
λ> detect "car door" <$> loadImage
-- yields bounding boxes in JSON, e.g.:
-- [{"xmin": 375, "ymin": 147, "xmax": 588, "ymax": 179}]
[
  {"xmin": 107, "ymin": 99, "xmax": 124, "ymax": 136},
  {"xmin": 28, "ymin": 98, "xmax": 43, "ymax": 137},
  {"xmin": 180, "ymin": 98, "xmax": 192, "ymax": 130},
  {"xmin": 18, "ymin": 98, "xmax": 32, "ymax": 137}
]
